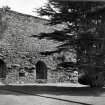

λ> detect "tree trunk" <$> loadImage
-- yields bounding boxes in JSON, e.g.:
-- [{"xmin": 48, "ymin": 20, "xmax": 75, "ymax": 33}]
[
  {"xmin": 90, "ymin": 72, "xmax": 105, "ymax": 88},
  {"xmin": 78, "ymin": 71, "xmax": 105, "ymax": 88}
]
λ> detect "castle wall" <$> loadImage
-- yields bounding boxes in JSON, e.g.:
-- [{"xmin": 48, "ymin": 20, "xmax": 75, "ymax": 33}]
[
  {"xmin": 0, "ymin": 9, "xmax": 60, "ymax": 83},
  {"xmin": 0, "ymin": 8, "xmax": 77, "ymax": 84}
]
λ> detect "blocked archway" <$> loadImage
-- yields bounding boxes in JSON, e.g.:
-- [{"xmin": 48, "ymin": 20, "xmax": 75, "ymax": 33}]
[
  {"xmin": 36, "ymin": 61, "xmax": 47, "ymax": 79},
  {"xmin": 0, "ymin": 59, "xmax": 7, "ymax": 79}
]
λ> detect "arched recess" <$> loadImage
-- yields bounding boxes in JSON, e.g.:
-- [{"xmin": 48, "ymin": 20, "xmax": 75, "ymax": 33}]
[
  {"xmin": 0, "ymin": 59, "xmax": 7, "ymax": 79},
  {"xmin": 36, "ymin": 61, "xmax": 47, "ymax": 79}
]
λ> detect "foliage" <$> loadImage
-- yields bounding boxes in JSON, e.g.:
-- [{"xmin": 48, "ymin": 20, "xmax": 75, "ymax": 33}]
[{"xmin": 35, "ymin": 1, "xmax": 105, "ymax": 73}]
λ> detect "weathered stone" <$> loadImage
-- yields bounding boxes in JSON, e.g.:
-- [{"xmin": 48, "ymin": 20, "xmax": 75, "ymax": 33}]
[{"xmin": 0, "ymin": 8, "xmax": 76, "ymax": 84}]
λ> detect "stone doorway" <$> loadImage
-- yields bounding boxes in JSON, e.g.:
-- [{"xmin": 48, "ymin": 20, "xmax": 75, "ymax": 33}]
[
  {"xmin": 36, "ymin": 61, "xmax": 47, "ymax": 80},
  {"xmin": 0, "ymin": 59, "xmax": 7, "ymax": 79}
]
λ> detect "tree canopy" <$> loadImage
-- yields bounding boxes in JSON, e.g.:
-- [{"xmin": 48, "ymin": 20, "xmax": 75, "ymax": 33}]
[{"xmin": 35, "ymin": 1, "xmax": 105, "ymax": 71}]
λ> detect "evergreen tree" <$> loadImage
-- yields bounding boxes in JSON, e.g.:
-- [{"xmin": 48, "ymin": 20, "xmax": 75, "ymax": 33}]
[{"xmin": 35, "ymin": 1, "xmax": 105, "ymax": 87}]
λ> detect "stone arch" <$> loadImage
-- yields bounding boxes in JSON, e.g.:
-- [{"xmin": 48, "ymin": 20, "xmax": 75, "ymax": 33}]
[
  {"xmin": 36, "ymin": 60, "xmax": 47, "ymax": 79},
  {"xmin": 0, "ymin": 59, "xmax": 7, "ymax": 79}
]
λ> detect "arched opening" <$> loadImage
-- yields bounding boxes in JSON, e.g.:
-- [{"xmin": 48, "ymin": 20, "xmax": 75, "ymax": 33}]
[
  {"xmin": 36, "ymin": 61, "xmax": 47, "ymax": 79},
  {"xmin": 0, "ymin": 59, "xmax": 7, "ymax": 79}
]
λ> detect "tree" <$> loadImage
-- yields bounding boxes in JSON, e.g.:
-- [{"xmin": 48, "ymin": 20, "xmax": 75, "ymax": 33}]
[{"xmin": 35, "ymin": 1, "xmax": 105, "ymax": 87}]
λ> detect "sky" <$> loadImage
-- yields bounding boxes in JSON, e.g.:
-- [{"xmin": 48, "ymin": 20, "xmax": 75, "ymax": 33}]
[{"xmin": 0, "ymin": 0, "xmax": 48, "ymax": 16}]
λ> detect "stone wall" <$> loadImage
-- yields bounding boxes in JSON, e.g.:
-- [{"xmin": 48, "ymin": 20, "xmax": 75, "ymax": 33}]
[
  {"xmin": 0, "ymin": 8, "xmax": 58, "ymax": 64},
  {"xmin": 0, "ymin": 8, "xmax": 61, "ymax": 83},
  {"xmin": 0, "ymin": 8, "xmax": 77, "ymax": 84}
]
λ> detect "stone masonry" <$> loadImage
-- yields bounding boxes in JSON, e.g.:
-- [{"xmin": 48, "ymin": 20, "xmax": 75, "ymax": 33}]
[{"xmin": 0, "ymin": 8, "xmax": 77, "ymax": 84}]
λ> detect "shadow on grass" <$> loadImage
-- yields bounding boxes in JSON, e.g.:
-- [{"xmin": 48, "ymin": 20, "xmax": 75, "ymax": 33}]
[
  {"xmin": 0, "ymin": 85, "xmax": 105, "ymax": 96},
  {"xmin": 34, "ymin": 94, "xmax": 92, "ymax": 105},
  {"xmin": 0, "ymin": 85, "xmax": 105, "ymax": 105}
]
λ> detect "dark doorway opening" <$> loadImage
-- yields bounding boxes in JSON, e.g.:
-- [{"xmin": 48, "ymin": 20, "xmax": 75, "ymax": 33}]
[
  {"xmin": 36, "ymin": 61, "xmax": 47, "ymax": 79},
  {"xmin": 0, "ymin": 59, "xmax": 7, "ymax": 79}
]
